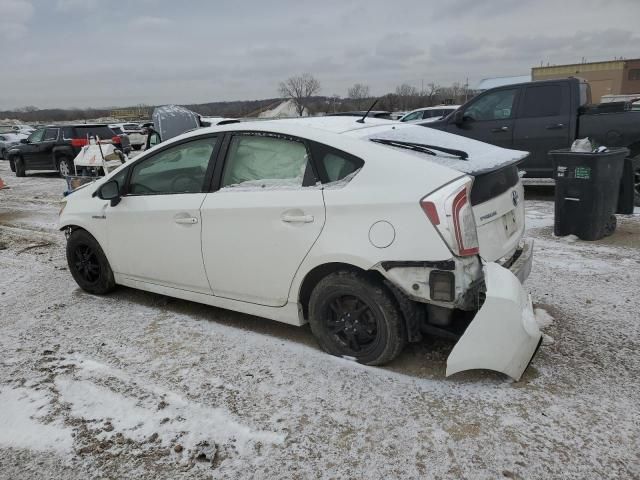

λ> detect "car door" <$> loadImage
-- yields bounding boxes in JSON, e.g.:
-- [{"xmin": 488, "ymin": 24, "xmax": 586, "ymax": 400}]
[
  {"xmin": 200, "ymin": 132, "xmax": 326, "ymax": 307},
  {"xmin": 36, "ymin": 128, "xmax": 60, "ymax": 169},
  {"xmin": 21, "ymin": 128, "xmax": 45, "ymax": 166},
  {"xmin": 447, "ymin": 88, "xmax": 520, "ymax": 148},
  {"xmin": 512, "ymin": 83, "xmax": 572, "ymax": 177},
  {"xmin": 104, "ymin": 135, "xmax": 219, "ymax": 294}
]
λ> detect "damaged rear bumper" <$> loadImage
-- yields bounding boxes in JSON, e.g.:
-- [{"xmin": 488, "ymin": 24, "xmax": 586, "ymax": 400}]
[{"xmin": 446, "ymin": 239, "xmax": 541, "ymax": 380}]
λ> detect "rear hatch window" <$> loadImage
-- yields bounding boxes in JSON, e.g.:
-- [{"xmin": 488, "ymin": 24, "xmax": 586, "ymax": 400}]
[{"xmin": 351, "ymin": 124, "xmax": 528, "ymax": 176}]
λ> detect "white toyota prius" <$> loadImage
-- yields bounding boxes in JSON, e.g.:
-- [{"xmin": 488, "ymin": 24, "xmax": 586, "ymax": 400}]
[{"xmin": 59, "ymin": 117, "xmax": 541, "ymax": 380}]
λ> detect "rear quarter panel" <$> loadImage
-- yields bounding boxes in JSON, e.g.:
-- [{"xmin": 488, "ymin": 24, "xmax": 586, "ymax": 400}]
[{"xmin": 289, "ymin": 152, "xmax": 462, "ymax": 302}]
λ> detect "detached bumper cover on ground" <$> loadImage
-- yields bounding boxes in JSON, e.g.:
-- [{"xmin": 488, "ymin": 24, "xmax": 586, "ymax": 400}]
[{"xmin": 447, "ymin": 239, "xmax": 541, "ymax": 380}]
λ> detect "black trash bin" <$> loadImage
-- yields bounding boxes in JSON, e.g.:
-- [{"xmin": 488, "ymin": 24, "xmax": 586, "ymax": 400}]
[{"xmin": 549, "ymin": 147, "xmax": 629, "ymax": 241}]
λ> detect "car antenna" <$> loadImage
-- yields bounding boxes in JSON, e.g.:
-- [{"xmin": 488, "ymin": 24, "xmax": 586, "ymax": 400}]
[{"xmin": 356, "ymin": 98, "xmax": 379, "ymax": 123}]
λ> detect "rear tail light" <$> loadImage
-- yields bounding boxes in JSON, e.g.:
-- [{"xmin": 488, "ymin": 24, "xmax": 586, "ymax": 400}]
[
  {"xmin": 111, "ymin": 136, "xmax": 121, "ymax": 144},
  {"xmin": 70, "ymin": 138, "xmax": 88, "ymax": 147},
  {"xmin": 420, "ymin": 178, "xmax": 479, "ymax": 257}
]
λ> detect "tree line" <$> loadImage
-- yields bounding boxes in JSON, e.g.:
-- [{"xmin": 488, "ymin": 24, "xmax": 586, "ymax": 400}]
[{"xmin": 1, "ymin": 74, "xmax": 475, "ymax": 122}]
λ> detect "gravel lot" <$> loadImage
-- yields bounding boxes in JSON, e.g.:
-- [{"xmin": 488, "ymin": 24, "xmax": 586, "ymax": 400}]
[{"xmin": 0, "ymin": 161, "xmax": 639, "ymax": 479}]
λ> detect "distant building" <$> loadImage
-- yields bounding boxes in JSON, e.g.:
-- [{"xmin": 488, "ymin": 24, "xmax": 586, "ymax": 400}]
[
  {"xmin": 110, "ymin": 106, "xmax": 151, "ymax": 121},
  {"xmin": 476, "ymin": 75, "xmax": 531, "ymax": 91},
  {"xmin": 532, "ymin": 58, "xmax": 640, "ymax": 102}
]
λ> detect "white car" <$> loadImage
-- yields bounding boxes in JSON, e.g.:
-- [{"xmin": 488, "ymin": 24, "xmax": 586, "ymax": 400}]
[
  {"xmin": 400, "ymin": 105, "xmax": 461, "ymax": 123},
  {"xmin": 0, "ymin": 132, "xmax": 27, "ymax": 159},
  {"xmin": 59, "ymin": 117, "xmax": 541, "ymax": 380},
  {"xmin": 110, "ymin": 123, "xmax": 146, "ymax": 150}
]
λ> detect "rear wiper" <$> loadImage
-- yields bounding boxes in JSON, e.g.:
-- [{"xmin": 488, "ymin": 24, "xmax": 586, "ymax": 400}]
[{"xmin": 370, "ymin": 138, "xmax": 468, "ymax": 160}]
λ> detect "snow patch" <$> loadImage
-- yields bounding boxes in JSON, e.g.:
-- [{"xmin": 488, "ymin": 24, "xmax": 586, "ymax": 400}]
[
  {"xmin": 534, "ymin": 308, "xmax": 555, "ymax": 329},
  {"xmin": 0, "ymin": 387, "xmax": 73, "ymax": 453},
  {"xmin": 54, "ymin": 357, "xmax": 284, "ymax": 457}
]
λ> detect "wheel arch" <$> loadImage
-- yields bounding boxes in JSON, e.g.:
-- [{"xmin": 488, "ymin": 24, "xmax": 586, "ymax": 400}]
[{"xmin": 296, "ymin": 261, "xmax": 422, "ymax": 342}]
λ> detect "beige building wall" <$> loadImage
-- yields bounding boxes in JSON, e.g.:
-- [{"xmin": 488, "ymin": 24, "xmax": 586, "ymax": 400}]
[{"xmin": 532, "ymin": 59, "xmax": 640, "ymax": 102}]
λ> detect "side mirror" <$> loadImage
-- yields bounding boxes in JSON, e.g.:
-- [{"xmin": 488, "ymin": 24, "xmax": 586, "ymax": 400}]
[
  {"xmin": 20, "ymin": 138, "xmax": 29, "ymax": 144},
  {"xmin": 453, "ymin": 110, "xmax": 465, "ymax": 126},
  {"xmin": 148, "ymin": 132, "xmax": 161, "ymax": 148},
  {"xmin": 97, "ymin": 180, "xmax": 121, "ymax": 206}
]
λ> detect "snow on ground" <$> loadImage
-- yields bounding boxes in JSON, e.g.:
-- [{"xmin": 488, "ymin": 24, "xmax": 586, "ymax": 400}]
[{"xmin": 0, "ymin": 164, "xmax": 639, "ymax": 479}]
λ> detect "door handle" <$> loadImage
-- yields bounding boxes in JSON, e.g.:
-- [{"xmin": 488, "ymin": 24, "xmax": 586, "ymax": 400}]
[
  {"xmin": 174, "ymin": 216, "xmax": 198, "ymax": 224},
  {"xmin": 545, "ymin": 123, "xmax": 565, "ymax": 130},
  {"xmin": 491, "ymin": 126, "xmax": 509, "ymax": 132},
  {"xmin": 281, "ymin": 214, "xmax": 314, "ymax": 223}
]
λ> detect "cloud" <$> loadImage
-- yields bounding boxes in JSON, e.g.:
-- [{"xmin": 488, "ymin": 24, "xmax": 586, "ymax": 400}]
[
  {"xmin": 0, "ymin": 0, "xmax": 33, "ymax": 40},
  {"xmin": 129, "ymin": 16, "xmax": 171, "ymax": 30}
]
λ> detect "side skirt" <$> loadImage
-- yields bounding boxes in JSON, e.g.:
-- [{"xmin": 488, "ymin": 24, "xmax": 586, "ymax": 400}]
[{"xmin": 114, "ymin": 274, "xmax": 305, "ymax": 326}]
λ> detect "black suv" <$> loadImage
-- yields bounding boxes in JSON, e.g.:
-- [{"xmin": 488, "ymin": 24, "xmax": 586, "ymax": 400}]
[{"xmin": 8, "ymin": 124, "xmax": 131, "ymax": 177}]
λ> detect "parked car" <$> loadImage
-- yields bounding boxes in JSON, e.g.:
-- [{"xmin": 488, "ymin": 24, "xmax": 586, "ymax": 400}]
[
  {"xmin": 327, "ymin": 111, "xmax": 393, "ymax": 120},
  {"xmin": 59, "ymin": 117, "xmax": 541, "ymax": 380},
  {"xmin": 400, "ymin": 105, "xmax": 461, "ymax": 123},
  {"xmin": 111, "ymin": 123, "xmax": 146, "ymax": 150},
  {"xmin": 0, "ymin": 132, "xmax": 27, "ymax": 159},
  {"xmin": 7, "ymin": 124, "xmax": 130, "ymax": 177},
  {"xmin": 326, "ymin": 110, "xmax": 391, "ymax": 120},
  {"xmin": 422, "ymin": 77, "xmax": 640, "ymax": 203}
]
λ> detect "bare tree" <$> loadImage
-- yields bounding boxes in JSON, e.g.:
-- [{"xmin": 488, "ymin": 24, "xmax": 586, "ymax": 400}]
[
  {"xmin": 395, "ymin": 83, "xmax": 418, "ymax": 110},
  {"xmin": 423, "ymin": 83, "xmax": 441, "ymax": 106},
  {"xmin": 278, "ymin": 73, "xmax": 321, "ymax": 117},
  {"xmin": 347, "ymin": 83, "xmax": 371, "ymax": 109}
]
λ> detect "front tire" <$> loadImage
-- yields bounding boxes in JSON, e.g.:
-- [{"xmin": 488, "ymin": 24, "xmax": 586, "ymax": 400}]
[
  {"xmin": 66, "ymin": 229, "xmax": 115, "ymax": 294},
  {"xmin": 14, "ymin": 157, "xmax": 26, "ymax": 177},
  {"xmin": 9, "ymin": 157, "xmax": 16, "ymax": 172},
  {"xmin": 308, "ymin": 271, "xmax": 406, "ymax": 365}
]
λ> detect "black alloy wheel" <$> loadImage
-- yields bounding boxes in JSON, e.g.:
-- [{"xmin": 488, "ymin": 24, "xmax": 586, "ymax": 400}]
[
  {"xmin": 73, "ymin": 244, "xmax": 101, "ymax": 284},
  {"xmin": 323, "ymin": 294, "xmax": 379, "ymax": 355},
  {"xmin": 308, "ymin": 270, "xmax": 406, "ymax": 365}
]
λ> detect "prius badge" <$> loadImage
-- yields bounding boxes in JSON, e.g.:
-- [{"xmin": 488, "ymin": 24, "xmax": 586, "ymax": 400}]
[{"xmin": 512, "ymin": 190, "xmax": 519, "ymax": 207}]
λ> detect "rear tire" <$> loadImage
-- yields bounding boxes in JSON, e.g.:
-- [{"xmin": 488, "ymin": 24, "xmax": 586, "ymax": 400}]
[
  {"xmin": 66, "ymin": 229, "xmax": 116, "ymax": 295},
  {"xmin": 308, "ymin": 270, "xmax": 406, "ymax": 365},
  {"xmin": 133, "ymin": 144, "xmax": 142, "ymax": 151},
  {"xmin": 58, "ymin": 156, "xmax": 72, "ymax": 177},
  {"xmin": 14, "ymin": 157, "xmax": 26, "ymax": 177}
]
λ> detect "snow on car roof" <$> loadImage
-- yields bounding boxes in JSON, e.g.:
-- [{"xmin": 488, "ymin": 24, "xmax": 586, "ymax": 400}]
[
  {"xmin": 173, "ymin": 116, "xmax": 528, "ymax": 176},
  {"xmin": 275, "ymin": 117, "xmax": 528, "ymax": 175}
]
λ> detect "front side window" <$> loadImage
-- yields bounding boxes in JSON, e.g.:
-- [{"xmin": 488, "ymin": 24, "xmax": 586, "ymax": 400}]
[
  {"xmin": 28, "ymin": 129, "xmax": 45, "ymax": 143},
  {"xmin": 128, "ymin": 137, "xmax": 217, "ymax": 195},
  {"xmin": 465, "ymin": 89, "xmax": 517, "ymax": 121},
  {"xmin": 221, "ymin": 135, "xmax": 310, "ymax": 188},
  {"xmin": 43, "ymin": 128, "xmax": 59, "ymax": 141},
  {"xmin": 402, "ymin": 111, "xmax": 423, "ymax": 122},
  {"xmin": 521, "ymin": 85, "xmax": 563, "ymax": 118}
]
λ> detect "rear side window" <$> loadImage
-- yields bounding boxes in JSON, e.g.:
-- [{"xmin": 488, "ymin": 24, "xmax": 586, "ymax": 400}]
[
  {"xmin": 43, "ymin": 128, "xmax": 58, "ymax": 141},
  {"xmin": 311, "ymin": 142, "xmax": 364, "ymax": 183},
  {"xmin": 221, "ymin": 135, "xmax": 311, "ymax": 188},
  {"xmin": 111, "ymin": 127, "xmax": 124, "ymax": 134},
  {"xmin": 521, "ymin": 85, "xmax": 563, "ymax": 117},
  {"xmin": 73, "ymin": 126, "xmax": 115, "ymax": 140}
]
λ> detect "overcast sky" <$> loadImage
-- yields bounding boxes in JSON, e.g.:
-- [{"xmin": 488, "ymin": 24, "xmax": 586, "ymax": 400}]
[{"xmin": 1, "ymin": 0, "xmax": 639, "ymax": 109}]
